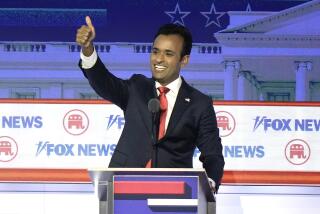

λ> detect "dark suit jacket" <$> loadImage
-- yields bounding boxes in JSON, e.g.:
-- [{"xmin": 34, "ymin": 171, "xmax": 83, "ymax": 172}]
[{"xmin": 81, "ymin": 57, "xmax": 224, "ymax": 186}]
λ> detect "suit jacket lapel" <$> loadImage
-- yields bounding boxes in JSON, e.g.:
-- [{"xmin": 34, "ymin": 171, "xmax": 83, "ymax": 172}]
[
  {"xmin": 164, "ymin": 78, "xmax": 192, "ymax": 138},
  {"xmin": 136, "ymin": 78, "xmax": 158, "ymax": 137}
]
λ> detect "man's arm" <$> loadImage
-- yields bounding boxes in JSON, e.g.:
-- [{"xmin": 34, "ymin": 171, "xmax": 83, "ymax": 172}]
[
  {"xmin": 76, "ymin": 16, "xmax": 129, "ymax": 110},
  {"xmin": 196, "ymin": 99, "xmax": 225, "ymax": 192}
]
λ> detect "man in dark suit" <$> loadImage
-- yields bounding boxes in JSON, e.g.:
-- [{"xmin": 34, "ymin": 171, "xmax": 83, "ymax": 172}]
[{"xmin": 76, "ymin": 16, "xmax": 224, "ymax": 191}]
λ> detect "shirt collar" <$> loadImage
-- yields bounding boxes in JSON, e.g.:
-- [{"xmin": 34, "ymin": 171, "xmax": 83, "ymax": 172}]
[{"xmin": 155, "ymin": 76, "xmax": 182, "ymax": 96}]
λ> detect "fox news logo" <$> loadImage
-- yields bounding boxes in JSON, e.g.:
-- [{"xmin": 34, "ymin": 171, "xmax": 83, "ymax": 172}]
[
  {"xmin": 193, "ymin": 145, "xmax": 264, "ymax": 159},
  {"xmin": 35, "ymin": 141, "xmax": 115, "ymax": 157},
  {"xmin": 106, "ymin": 115, "xmax": 125, "ymax": 130},
  {"xmin": 253, "ymin": 116, "xmax": 320, "ymax": 132}
]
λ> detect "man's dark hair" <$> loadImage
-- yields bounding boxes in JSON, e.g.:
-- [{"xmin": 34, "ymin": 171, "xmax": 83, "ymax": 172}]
[{"xmin": 154, "ymin": 23, "xmax": 193, "ymax": 58}]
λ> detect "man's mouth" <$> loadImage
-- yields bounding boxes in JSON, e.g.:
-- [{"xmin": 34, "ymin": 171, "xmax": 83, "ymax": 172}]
[{"xmin": 154, "ymin": 65, "xmax": 167, "ymax": 71}]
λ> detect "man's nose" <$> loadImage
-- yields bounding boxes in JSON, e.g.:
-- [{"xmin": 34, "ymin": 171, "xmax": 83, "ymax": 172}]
[{"xmin": 155, "ymin": 53, "xmax": 164, "ymax": 62}]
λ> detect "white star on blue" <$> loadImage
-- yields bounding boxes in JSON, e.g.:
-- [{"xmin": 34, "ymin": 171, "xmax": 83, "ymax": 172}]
[
  {"xmin": 200, "ymin": 2, "xmax": 225, "ymax": 28},
  {"xmin": 165, "ymin": 3, "xmax": 190, "ymax": 26},
  {"xmin": 246, "ymin": 3, "xmax": 252, "ymax": 11}
]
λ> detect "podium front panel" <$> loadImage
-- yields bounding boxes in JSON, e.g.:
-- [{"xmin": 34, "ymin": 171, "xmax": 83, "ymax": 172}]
[{"xmin": 113, "ymin": 175, "xmax": 199, "ymax": 214}]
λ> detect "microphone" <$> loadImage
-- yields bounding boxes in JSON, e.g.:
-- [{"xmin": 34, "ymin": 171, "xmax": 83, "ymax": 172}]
[
  {"xmin": 148, "ymin": 98, "xmax": 160, "ymax": 113},
  {"xmin": 147, "ymin": 98, "xmax": 160, "ymax": 167}
]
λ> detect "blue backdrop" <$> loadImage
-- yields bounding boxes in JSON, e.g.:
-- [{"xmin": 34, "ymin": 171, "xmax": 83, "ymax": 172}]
[{"xmin": 0, "ymin": 0, "xmax": 310, "ymax": 42}]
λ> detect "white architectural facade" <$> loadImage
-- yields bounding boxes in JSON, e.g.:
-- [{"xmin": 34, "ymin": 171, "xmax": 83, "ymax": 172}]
[
  {"xmin": 216, "ymin": 0, "xmax": 320, "ymax": 101},
  {"xmin": 0, "ymin": 0, "xmax": 319, "ymax": 101}
]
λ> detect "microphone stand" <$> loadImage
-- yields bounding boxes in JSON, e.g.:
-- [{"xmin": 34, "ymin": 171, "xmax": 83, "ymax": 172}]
[
  {"xmin": 151, "ymin": 111, "xmax": 159, "ymax": 168},
  {"xmin": 148, "ymin": 98, "xmax": 160, "ymax": 168}
]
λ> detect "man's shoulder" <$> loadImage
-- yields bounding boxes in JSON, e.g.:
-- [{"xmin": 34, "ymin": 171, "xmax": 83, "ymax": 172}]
[
  {"xmin": 185, "ymin": 81, "xmax": 211, "ymax": 102},
  {"xmin": 129, "ymin": 74, "xmax": 151, "ymax": 82},
  {"xmin": 128, "ymin": 74, "xmax": 154, "ymax": 91}
]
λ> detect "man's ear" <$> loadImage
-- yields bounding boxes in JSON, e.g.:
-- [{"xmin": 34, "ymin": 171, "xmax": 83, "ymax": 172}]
[{"xmin": 180, "ymin": 55, "xmax": 190, "ymax": 68}]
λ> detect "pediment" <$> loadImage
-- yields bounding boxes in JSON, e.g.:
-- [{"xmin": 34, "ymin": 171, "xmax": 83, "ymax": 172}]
[
  {"xmin": 218, "ymin": 0, "xmax": 320, "ymax": 35},
  {"xmin": 215, "ymin": 0, "xmax": 320, "ymax": 47},
  {"xmin": 266, "ymin": 10, "xmax": 320, "ymax": 35}
]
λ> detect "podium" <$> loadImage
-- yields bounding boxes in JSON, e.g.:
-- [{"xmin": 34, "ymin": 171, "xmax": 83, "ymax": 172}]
[{"xmin": 89, "ymin": 168, "xmax": 215, "ymax": 214}]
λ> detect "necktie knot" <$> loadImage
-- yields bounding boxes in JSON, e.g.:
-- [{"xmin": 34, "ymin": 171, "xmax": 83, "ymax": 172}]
[
  {"xmin": 158, "ymin": 87, "xmax": 169, "ymax": 111},
  {"xmin": 158, "ymin": 86, "xmax": 169, "ymax": 95}
]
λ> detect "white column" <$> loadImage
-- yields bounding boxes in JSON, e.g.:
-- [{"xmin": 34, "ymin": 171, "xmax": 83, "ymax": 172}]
[
  {"xmin": 237, "ymin": 71, "xmax": 252, "ymax": 100},
  {"xmin": 224, "ymin": 61, "xmax": 240, "ymax": 100},
  {"xmin": 251, "ymin": 76, "xmax": 260, "ymax": 100},
  {"xmin": 295, "ymin": 61, "xmax": 312, "ymax": 101}
]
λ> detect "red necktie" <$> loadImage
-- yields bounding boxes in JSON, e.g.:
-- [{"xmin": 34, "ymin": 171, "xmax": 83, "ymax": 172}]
[
  {"xmin": 145, "ymin": 86, "xmax": 169, "ymax": 168},
  {"xmin": 158, "ymin": 86, "xmax": 170, "ymax": 139}
]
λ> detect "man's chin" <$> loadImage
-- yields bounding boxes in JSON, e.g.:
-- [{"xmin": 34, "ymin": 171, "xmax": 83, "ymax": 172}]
[
  {"xmin": 152, "ymin": 74, "xmax": 162, "ymax": 81},
  {"xmin": 152, "ymin": 76, "xmax": 165, "ymax": 84}
]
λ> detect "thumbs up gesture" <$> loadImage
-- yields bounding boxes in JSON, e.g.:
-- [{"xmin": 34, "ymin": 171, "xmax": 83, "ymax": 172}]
[{"xmin": 76, "ymin": 16, "xmax": 96, "ymax": 55}]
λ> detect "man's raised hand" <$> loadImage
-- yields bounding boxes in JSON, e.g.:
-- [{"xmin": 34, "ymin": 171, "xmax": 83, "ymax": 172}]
[{"xmin": 76, "ymin": 16, "xmax": 96, "ymax": 55}]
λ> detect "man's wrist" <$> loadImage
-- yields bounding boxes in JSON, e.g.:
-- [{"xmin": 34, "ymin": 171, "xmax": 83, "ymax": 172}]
[
  {"xmin": 82, "ymin": 43, "xmax": 94, "ymax": 56},
  {"xmin": 80, "ymin": 47, "xmax": 97, "ymax": 69}
]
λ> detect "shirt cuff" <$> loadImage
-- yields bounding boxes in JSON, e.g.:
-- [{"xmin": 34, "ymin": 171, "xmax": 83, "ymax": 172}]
[
  {"xmin": 208, "ymin": 178, "xmax": 216, "ymax": 188},
  {"xmin": 80, "ymin": 48, "xmax": 98, "ymax": 69}
]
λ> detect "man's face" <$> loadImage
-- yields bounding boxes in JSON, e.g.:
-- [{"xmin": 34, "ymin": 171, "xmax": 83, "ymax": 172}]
[{"xmin": 150, "ymin": 34, "xmax": 189, "ymax": 85}]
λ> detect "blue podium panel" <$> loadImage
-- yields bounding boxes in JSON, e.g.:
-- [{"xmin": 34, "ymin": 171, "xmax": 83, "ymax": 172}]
[{"xmin": 113, "ymin": 175, "xmax": 199, "ymax": 214}]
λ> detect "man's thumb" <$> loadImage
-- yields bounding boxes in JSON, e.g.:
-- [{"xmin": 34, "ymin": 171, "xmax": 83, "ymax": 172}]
[{"xmin": 85, "ymin": 16, "xmax": 94, "ymax": 31}]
